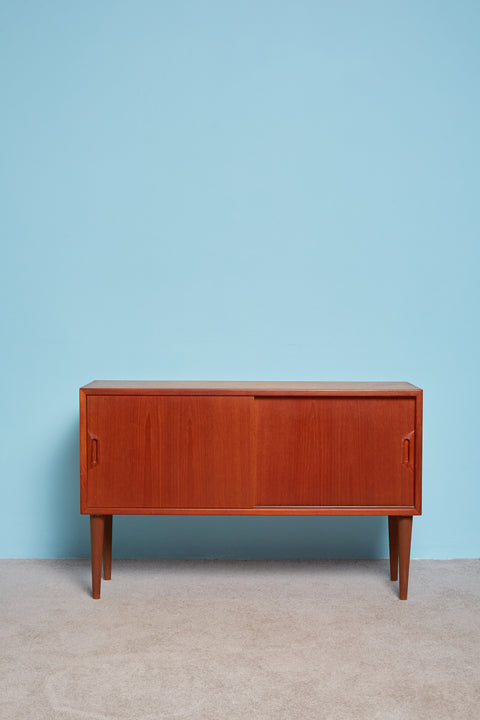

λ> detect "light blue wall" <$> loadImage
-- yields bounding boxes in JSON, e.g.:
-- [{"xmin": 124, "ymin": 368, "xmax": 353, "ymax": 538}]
[{"xmin": 1, "ymin": 1, "xmax": 478, "ymax": 559}]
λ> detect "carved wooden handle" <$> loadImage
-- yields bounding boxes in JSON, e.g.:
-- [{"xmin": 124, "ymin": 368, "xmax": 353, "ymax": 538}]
[
  {"xmin": 402, "ymin": 431, "xmax": 415, "ymax": 470},
  {"xmin": 89, "ymin": 432, "xmax": 99, "ymax": 467}
]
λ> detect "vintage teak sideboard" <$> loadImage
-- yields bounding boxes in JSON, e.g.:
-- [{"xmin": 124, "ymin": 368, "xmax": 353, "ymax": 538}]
[{"xmin": 79, "ymin": 381, "xmax": 422, "ymax": 599}]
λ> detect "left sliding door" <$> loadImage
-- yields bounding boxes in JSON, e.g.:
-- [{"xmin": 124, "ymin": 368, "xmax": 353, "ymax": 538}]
[{"xmin": 86, "ymin": 395, "xmax": 254, "ymax": 509}]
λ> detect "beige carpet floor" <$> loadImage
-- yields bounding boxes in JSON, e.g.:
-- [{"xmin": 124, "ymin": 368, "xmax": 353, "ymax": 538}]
[{"xmin": 1, "ymin": 559, "xmax": 479, "ymax": 720}]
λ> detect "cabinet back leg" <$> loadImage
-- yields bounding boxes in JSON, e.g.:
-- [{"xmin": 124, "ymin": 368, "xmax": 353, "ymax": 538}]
[
  {"xmin": 388, "ymin": 516, "xmax": 399, "ymax": 581},
  {"xmin": 103, "ymin": 515, "xmax": 113, "ymax": 580},
  {"xmin": 90, "ymin": 515, "xmax": 105, "ymax": 599},
  {"xmin": 398, "ymin": 516, "xmax": 413, "ymax": 600}
]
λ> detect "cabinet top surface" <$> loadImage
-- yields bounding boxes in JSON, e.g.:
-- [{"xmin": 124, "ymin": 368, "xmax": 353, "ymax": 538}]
[{"xmin": 81, "ymin": 381, "xmax": 421, "ymax": 396}]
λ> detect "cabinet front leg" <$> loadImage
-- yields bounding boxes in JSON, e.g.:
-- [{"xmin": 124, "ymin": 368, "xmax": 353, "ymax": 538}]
[
  {"xmin": 103, "ymin": 515, "xmax": 113, "ymax": 581},
  {"xmin": 388, "ymin": 516, "xmax": 399, "ymax": 581},
  {"xmin": 90, "ymin": 515, "xmax": 105, "ymax": 599},
  {"xmin": 398, "ymin": 516, "xmax": 413, "ymax": 600}
]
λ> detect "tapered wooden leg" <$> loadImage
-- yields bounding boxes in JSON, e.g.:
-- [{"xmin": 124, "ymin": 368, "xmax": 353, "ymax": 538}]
[
  {"xmin": 388, "ymin": 516, "xmax": 399, "ymax": 581},
  {"xmin": 398, "ymin": 516, "xmax": 413, "ymax": 600},
  {"xmin": 90, "ymin": 515, "xmax": 105, "ymax": 599},
  {"xmin": 103, "ymin": 515, "xmax": 113, "ymax": 581}
]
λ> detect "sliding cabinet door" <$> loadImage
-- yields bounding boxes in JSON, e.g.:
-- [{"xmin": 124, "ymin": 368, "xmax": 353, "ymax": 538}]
[
  {"xmin": 86, "ymin": 395, "xmax": 253, "ymax": 509},
  {"xmin": 255, "ymin": 398, "xmax": 416, "ymax": 508}
]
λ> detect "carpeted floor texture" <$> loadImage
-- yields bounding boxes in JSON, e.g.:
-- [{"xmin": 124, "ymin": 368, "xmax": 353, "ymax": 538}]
[{"xmin": 1, "ymin": 559, "xmax": 479, "ymax": 719}]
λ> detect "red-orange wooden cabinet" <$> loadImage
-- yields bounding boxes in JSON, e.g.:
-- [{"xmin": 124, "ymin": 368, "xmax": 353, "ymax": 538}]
[{"xmin": 80, "ymin": 382, "xmax": 422, "ymax": 599}]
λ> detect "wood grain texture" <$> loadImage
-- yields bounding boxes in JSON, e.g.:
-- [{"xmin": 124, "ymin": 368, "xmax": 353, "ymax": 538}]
[
  {"xmin": 86, "ymin": 395, "xmax": 253, "ymax": 509},
  {"xmin": 103, "ymin": 515, "xmax": 112, "ymax": 581},
  {"xmin": 79, "ymin": 389, "xmax": 88, "ymax": 513},
  {"xmin": 388, "ymin": 516, "xmax": 399, "ymax": 581},
  {"xmin": 83, "ymin": 506, "xmax": 420, "ymax": 515},
  {"xmin": 81, "ymin": 382, "xmax": 422, "ymax": 599},
  {"xmin": 90, "ymin": 515, "xmax": 104, "ymax": 599},
  {"xmin": 414, "ymin": 390, "xmax": 423, "ymax": 514},
  {"xmin": 81, "ymin": 387, "xmax": 422, "ymax": 516},
  {"xmin": 255, "ymin": 398, "xmax": 416, "ymax": 508},
  {"xmin": 81, "ymin": 381, "xmax": 420, "ymax": 396},
  {"xmin": 398, "ymin": 516, "xmax": 413, "ymax": 600}
]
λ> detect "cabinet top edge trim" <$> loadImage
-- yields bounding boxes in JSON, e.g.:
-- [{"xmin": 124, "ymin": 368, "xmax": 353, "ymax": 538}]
[{"xmin": 80, "ymin": 381, "xmax": 422, "ymax": 396}]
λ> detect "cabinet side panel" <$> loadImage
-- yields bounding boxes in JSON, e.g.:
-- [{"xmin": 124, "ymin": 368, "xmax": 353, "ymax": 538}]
[
  {"xmin": 79, "ymin": 390, "xmax": 88, "ymax": 513},
  {"xmin": 414, "ymin": 391, "xmax": 423, "ymax": 514}
]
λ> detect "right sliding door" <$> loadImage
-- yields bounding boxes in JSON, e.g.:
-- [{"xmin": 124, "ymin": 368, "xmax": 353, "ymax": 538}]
[{"xmin": 255, "ymin": 397, "xmax": 416, "ymax": 508}]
